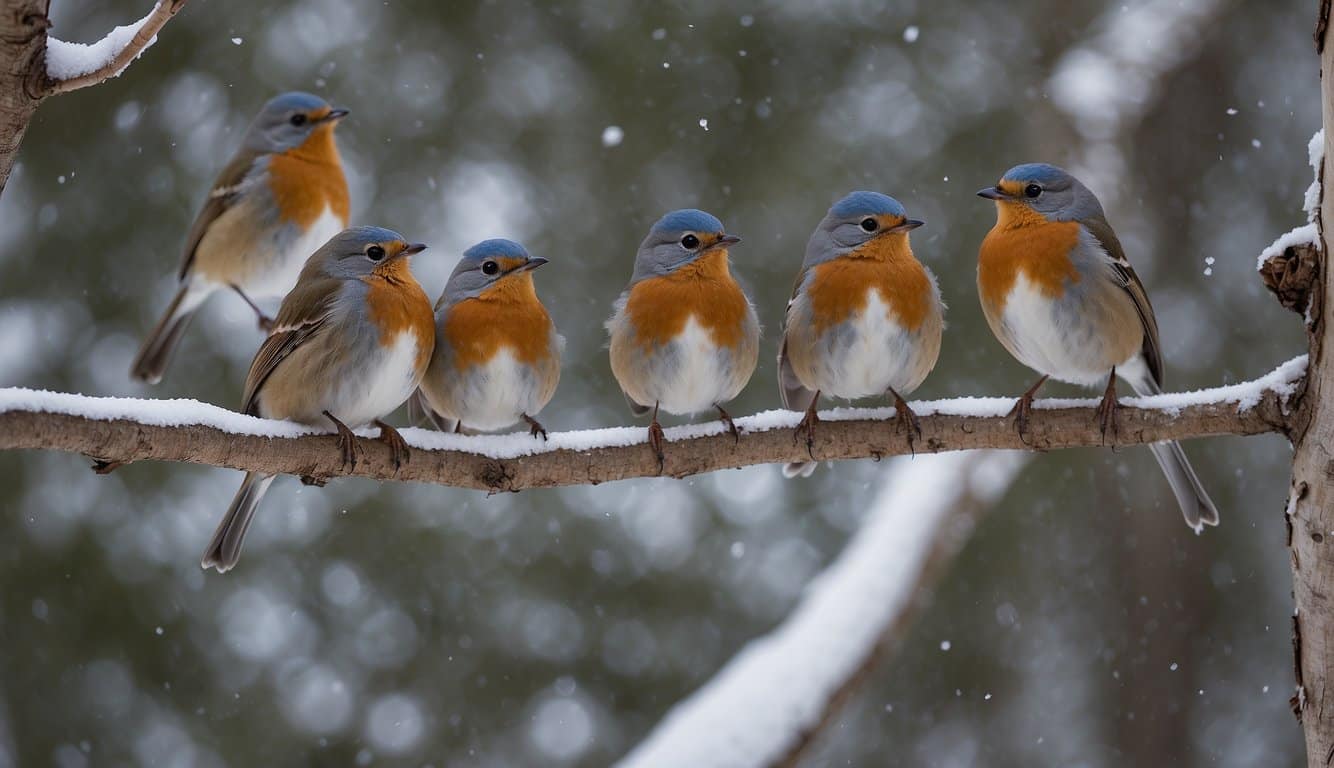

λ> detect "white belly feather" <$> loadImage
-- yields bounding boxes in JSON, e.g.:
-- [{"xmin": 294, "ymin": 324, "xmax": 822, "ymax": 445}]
[{"xmin": 327, "ymin": 332, "xmax": 421, "ymax": 427}]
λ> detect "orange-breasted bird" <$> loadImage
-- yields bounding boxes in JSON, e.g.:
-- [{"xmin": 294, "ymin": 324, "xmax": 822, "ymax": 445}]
[
  {"xmin": 201, "ymin": 226, "xmax": 434, "ymax": 573},
  {"xmin": 131, "ymin": 91, "xmax": 351, "ymax": 384},
  {"xmin": 606, "ymin": 209, "xmax": 759, "ymax": 467},
  {"xmin": 779, "ymin": 191, "xmax": 943, "ymax": 477},
  {"xmin": 415, "ymin": 239, "xmax": 562, "ymax": 438},
  {"xmin": 976, "ymin": 162, "xmax": 1219, "ymax": 531}
]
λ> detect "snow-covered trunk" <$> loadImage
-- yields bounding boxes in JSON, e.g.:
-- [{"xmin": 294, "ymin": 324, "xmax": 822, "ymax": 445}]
[
  {"xmin": 1289, "ymin": 6, "xmax": 1334, "ymax": 764},
  {"xmin": 0, "ymin": 0, "xmax": 50, "ymax": 196}
]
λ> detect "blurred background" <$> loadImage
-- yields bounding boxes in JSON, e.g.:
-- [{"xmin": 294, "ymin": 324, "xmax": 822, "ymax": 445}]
[{"xmin": 0, "ymin": 0, "xmax": 1317, "ymax": 765}]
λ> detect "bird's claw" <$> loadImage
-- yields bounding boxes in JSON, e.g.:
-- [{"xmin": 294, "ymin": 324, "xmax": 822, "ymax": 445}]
[
  {"xmin": 648, "ymin": 419, "xmax": 666, "ymax": 473},
  {"xmin": 715, "ymin": 404, "xmax": 740, "ymax": 445},
  {"xmin": 374, "ymin": 419, "xmax": 410, "ymax": 471},
  {"xmin": 523, "ymin": 414, "xmax": 548, "ymax": 441},
  {"xmin": 890, "ymin": 390, "xmax": 921, "ymax": 456}
]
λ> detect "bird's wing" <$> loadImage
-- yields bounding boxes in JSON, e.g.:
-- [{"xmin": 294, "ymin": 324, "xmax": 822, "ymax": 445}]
[
  {"xmin": 1083, "ymin": 217, "xmax": 1164, "ymax": 388},
  {"xmin": 179, "ymin": 149, "xmax": 265, "ymax": 281},
  {"xmin": 240, "ymin": 275, "xmax": 341, "ymax": 415},
  {"xmin": 778, "ymin": 268, "xmax": 816, "ymax": 412}
]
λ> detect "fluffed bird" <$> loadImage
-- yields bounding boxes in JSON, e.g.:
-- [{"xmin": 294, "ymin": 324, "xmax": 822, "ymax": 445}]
[
  {"xmin": 416, "ymin": 239, "xmax": 562, "ymax": 438},
  {"xmin": 132, "ymin": 91, "xmax": 350, "ymax": 384},
  {"xmin": 201, "ymin": 226, "xmax": 434, "ymax": 573},
  {"xmin": 779, "ymin": 191, "xmax": 943, "ymax": 478},
  {"xmin": 606, "ymin": 209, "xmax": 759, "ymax": 467},
  {"xmin": 976, "ymin": 162, "xmax": 1219, "ymax": 531}
]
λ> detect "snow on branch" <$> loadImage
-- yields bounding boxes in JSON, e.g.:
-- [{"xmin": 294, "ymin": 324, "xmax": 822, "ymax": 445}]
[
  {"xmin": 615, "ymin": 450, "xmax": 1028, "ymax": 768},
  {"xmin": 43, "ymin": 0, "xmax": 188, "ymax": 95},
  {"xmin": 0, "ymin": 357, "xmax": 1306, "ymax": 491}
]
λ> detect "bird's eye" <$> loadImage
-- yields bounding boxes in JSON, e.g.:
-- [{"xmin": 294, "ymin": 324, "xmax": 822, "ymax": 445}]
[
  {"xmin": 860, "ymin": 217, "xmax": 878, "ymax": 233},
  {"xmin": 482, "ymin": 260, "xmax": 500, "ymax": 275},
  {"xmin": 290, "ymin": 113, "xmax": 308, "ymax": 127},
  {"xmin": 1024, "ymin": 183, "xmax": 1042, "ymax": 198},
  {"xmin": 366, "ymin": 245, "xmax": 386, "ymax": 261},
  {"xmin": 680, "ymin": 234, "xmax": 700, "ymax": 249}
]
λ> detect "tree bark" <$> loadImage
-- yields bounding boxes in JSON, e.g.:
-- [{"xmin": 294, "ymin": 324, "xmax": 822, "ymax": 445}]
[
  {"xmin": 1289, "ymin": 5, "xmax": 1334, "ymax": 763},
  {"xmin": 0, "ymin": 0, "xmax": 49, "ymax": 196},
  {"xmin": 0, "ymin": 370, "xmax": 1300, "ymax": 491}
]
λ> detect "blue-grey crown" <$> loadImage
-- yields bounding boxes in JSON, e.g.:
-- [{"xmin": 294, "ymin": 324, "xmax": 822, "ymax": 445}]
[
  {"xmin": 339, "ymin": 225, "xmax": 404, "ymax": 245},
  {"xmin": 651, "ymin": 209, "xmax": 725, "ymax": 236},
  {"xmin": 463, "ymin": 238, "xmax": 530, "ymax": 262},
  {"xmin": 830, "ymin": 191, "xmax": 906, "ymax": 220},
  {"xmin": 1002, "ymin": 163, "xmax": 1071, "ymax": 186},
  {"xmin": 261, "ymin": 91, "xmax": 331, "ymax": 115}
]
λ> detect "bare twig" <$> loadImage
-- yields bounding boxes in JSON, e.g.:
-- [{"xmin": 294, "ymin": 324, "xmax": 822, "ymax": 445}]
[
  {"xmin": 42, "ymin": 0, "xmax": 187, "ymax": 95},
  {"xmin": 0, "ymin": 358, "xmax": 1303, "ymax": 491}
]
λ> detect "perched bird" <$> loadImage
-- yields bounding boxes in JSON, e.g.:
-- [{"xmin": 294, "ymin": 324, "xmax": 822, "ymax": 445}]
[
  {"xmin": 416, "ymin": 239, "xmax": 562, "ymax": 438},
  {"xmin": 779, "ymin": 192, "xmax": 943, "ymax": 478},
  {"xmin": 976, "ymin": 162, "xmax": 1219, "ymax": 531},
  {"xmin": 132, "ymin": 91, "xmax": 351, "ymax": 384},
  {"xmin": 201, "ymin": 227, "xmax": 434, "ymax": 573},
  {"xmin": 607, "ymin": 209, "xmax": 759, "ymax": 467}
]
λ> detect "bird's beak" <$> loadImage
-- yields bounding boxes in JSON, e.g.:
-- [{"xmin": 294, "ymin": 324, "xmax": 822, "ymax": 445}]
[
  {"xmin": 401, "ymin": 242, "xmax": 428, "ymax": 256},
  {"xmin": 519, "ymin": 256, "xmax": 549, "ymax": 272},
  {"xmin": 320, "ymin": 108, "xmax": 351, "ymax": 124},
  {"xmin": 889, "ymin": 219, "xmax": 924, "ymax": 232},
  {"xmin": 976, "ymin": 186, "xmax": 1006, "ymax": 200},
  {"xmin": 707, "ymin": 234, "xmax": 742, "ymax": 251}
]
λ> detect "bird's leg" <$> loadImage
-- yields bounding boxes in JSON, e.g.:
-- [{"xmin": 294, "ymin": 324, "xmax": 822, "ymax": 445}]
[
  {"xmin": 522, "ymin": 413, "xmax": 548, "ymax": 441},
  {"xmin": 1094, "ymin": 368, "xmax": 1120, "ymax": 447},
  {"xmin": 374, "ymin": 419, "xmax": 410, "ymax": 470},
  {"xmin": 714, "ymin": 402, "xmax": 740, "ymax": 445},
  {"xmin": 1006, "ymin": 375, "xmax": 1049, "ymax": 446},
  {"xmin": 454, "ymin": 420, "xmax": 464, "ymax": 434},
  {"xmin": 648, "ymin": 401, "xmax": 666, "ymax": 473},
  {"xmin": 230, "ymin": 284, "xmax": 275, "ymax": 333},
  {"xmin": 323, "ymin": 410, "xmax": 363, "ymax": 472},
  {"xmin": 793, "ymin": 390, "xmax": 821, "ymax": 460},
  {"xmin": 888, "ymin": 387, "xmax": 922, "ymax": 455}
]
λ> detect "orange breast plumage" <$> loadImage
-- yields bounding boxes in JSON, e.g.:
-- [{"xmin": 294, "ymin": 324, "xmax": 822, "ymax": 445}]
[
  {"xmin": 621, "ymin": 250, "xmax": 751, "ymax": 350},
  {"xmin": 977, "ymin": 214, "xmax": 1081, "ymax": 316},
  {"xmin": 267, "ymin": 123, "xmax": 350, "ymax": 228},
  {"xmin": 804, "ymin": 236, "xmax": 933, "ymax": 333},
  {"xmin": 441, "ymin": 272, "xmax": 555, "ymax": 370}
]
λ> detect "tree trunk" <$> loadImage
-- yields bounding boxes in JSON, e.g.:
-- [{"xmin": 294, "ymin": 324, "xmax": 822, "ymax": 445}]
[
  {"xmin": 0, "ymin": 0, "xmax": 48, "ymax": 196},
  {"xmin": 1289, "ymin": 4, "xmax": 1334, "ymax": 764}
]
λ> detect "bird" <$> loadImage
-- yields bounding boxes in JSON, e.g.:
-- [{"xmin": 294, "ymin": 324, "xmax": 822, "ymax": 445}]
[
  {"xmin": 201, "ymin": 226, "xmax": 434, "ymax": 573},
  {"xmin": 131, "ymin": 91, "xmax": 351, "ymax": 384},
  {"xmin": 606, "ymin": 209, "xmax": 759, "ymax": 468},
  {"xmin": 779, "ymin": 191, "xmax": 943, "ymax": 478},
  {"xmin": 415, "ymin": 239, "xmax": 563, "ymax": 438},
  {"xmin": 976, "ymin": 162, "xmax": 1219, "ymax": 531}
]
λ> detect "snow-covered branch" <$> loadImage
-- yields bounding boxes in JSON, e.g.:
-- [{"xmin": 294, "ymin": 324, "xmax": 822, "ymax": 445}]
[
  {"xmin": 615, "ymin": 451, "xmax": 1028, "ymax": 768},
  {"xmin": 0, "ymin": 357, "xmax": 1305, "ymax": 490},
  {"xmin": 43, "ymin": 0, "xmax": 188, "ymax": 95}
]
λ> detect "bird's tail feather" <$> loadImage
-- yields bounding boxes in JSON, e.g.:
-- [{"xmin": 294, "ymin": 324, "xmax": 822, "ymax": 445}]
[
  {"xmin": 1127, "ymin": 369, "xmax": 1220, "ymax": 531},
  {"xmin": 201, "ymin": 472, "xmax": 276, "ymax": 573},
  {"xmin": 131, "ymin": 284, "xmax": 205, "ymax": 384}
]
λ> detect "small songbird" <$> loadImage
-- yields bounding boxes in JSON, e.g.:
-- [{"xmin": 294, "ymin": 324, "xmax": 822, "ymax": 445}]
[
  {"xmin": 779, "ymin": 192, "xmax": 943, "ymax": 478},
  {"xmin": 415, "ymin": 239, "xmax": 562, "ymax": 438},
  {"xmin": 606, "ymin": 209, "xmax": 759, "ymax": 466},
  {"xmin": 201, "ymin": 226, "xmax": 434, "ymax": 573},
  {"xmin": 132, "ymin": 91, "xmax": 351, "ymax": 384},
  {"xmin": 976, "ymin": 162, "xmax": 1219, "ymax": 531}
]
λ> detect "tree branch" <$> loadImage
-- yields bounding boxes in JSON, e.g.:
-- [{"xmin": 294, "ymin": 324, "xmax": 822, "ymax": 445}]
[
  {"xmin": 41, "ymin": 0, "xmax": 187, "ymax": 95},
  {"xmin": 615, "ymin": 451, "xmax": 1029, "ymax": 768},
  {"xmin": 0, "ymin": 357, "xmax": 1304, "ymax": 490}
]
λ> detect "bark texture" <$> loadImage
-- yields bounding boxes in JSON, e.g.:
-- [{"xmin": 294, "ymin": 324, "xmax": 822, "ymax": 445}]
[
  {"xmin": 1288, "ymin": 6, "xmax": 1334, "ymax": 763},
  {"xmin": 0, "ymin": 385, "xmax": 1295, "ymax": 492}
]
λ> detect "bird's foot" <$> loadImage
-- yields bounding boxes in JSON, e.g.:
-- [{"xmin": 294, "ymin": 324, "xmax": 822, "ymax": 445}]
[
  {"xmin": 374, "ymin": 419, "xmax": 410, "ymax": 471},
  {"xmin": 793, "ymin": 395, "xmax": 820, "ymax": 460},
  {"xmin": 648, "ymin": 418, "xmax": 666, "ymax": 474},
  {"xmin": 523, "ymin": 414, "xmax": 548, "ymax": 441},
  {"xmin": 1095, "ymin": 371, "xmax": 1120, "ymax": 447},
  {"xmin": 890, "ymin": 389, "xmax": 922, "ymax": 456},
  {"xmin": 715, "ymin": 403, "xmax": 740, "ymax": 445},
  {"xmin": 324, "ymin": 410, "xmax": 364, "ymax": 473},
  {"xmin": 1006, "ymin": 375, "xmax": 1049, "ymax": 446}
]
